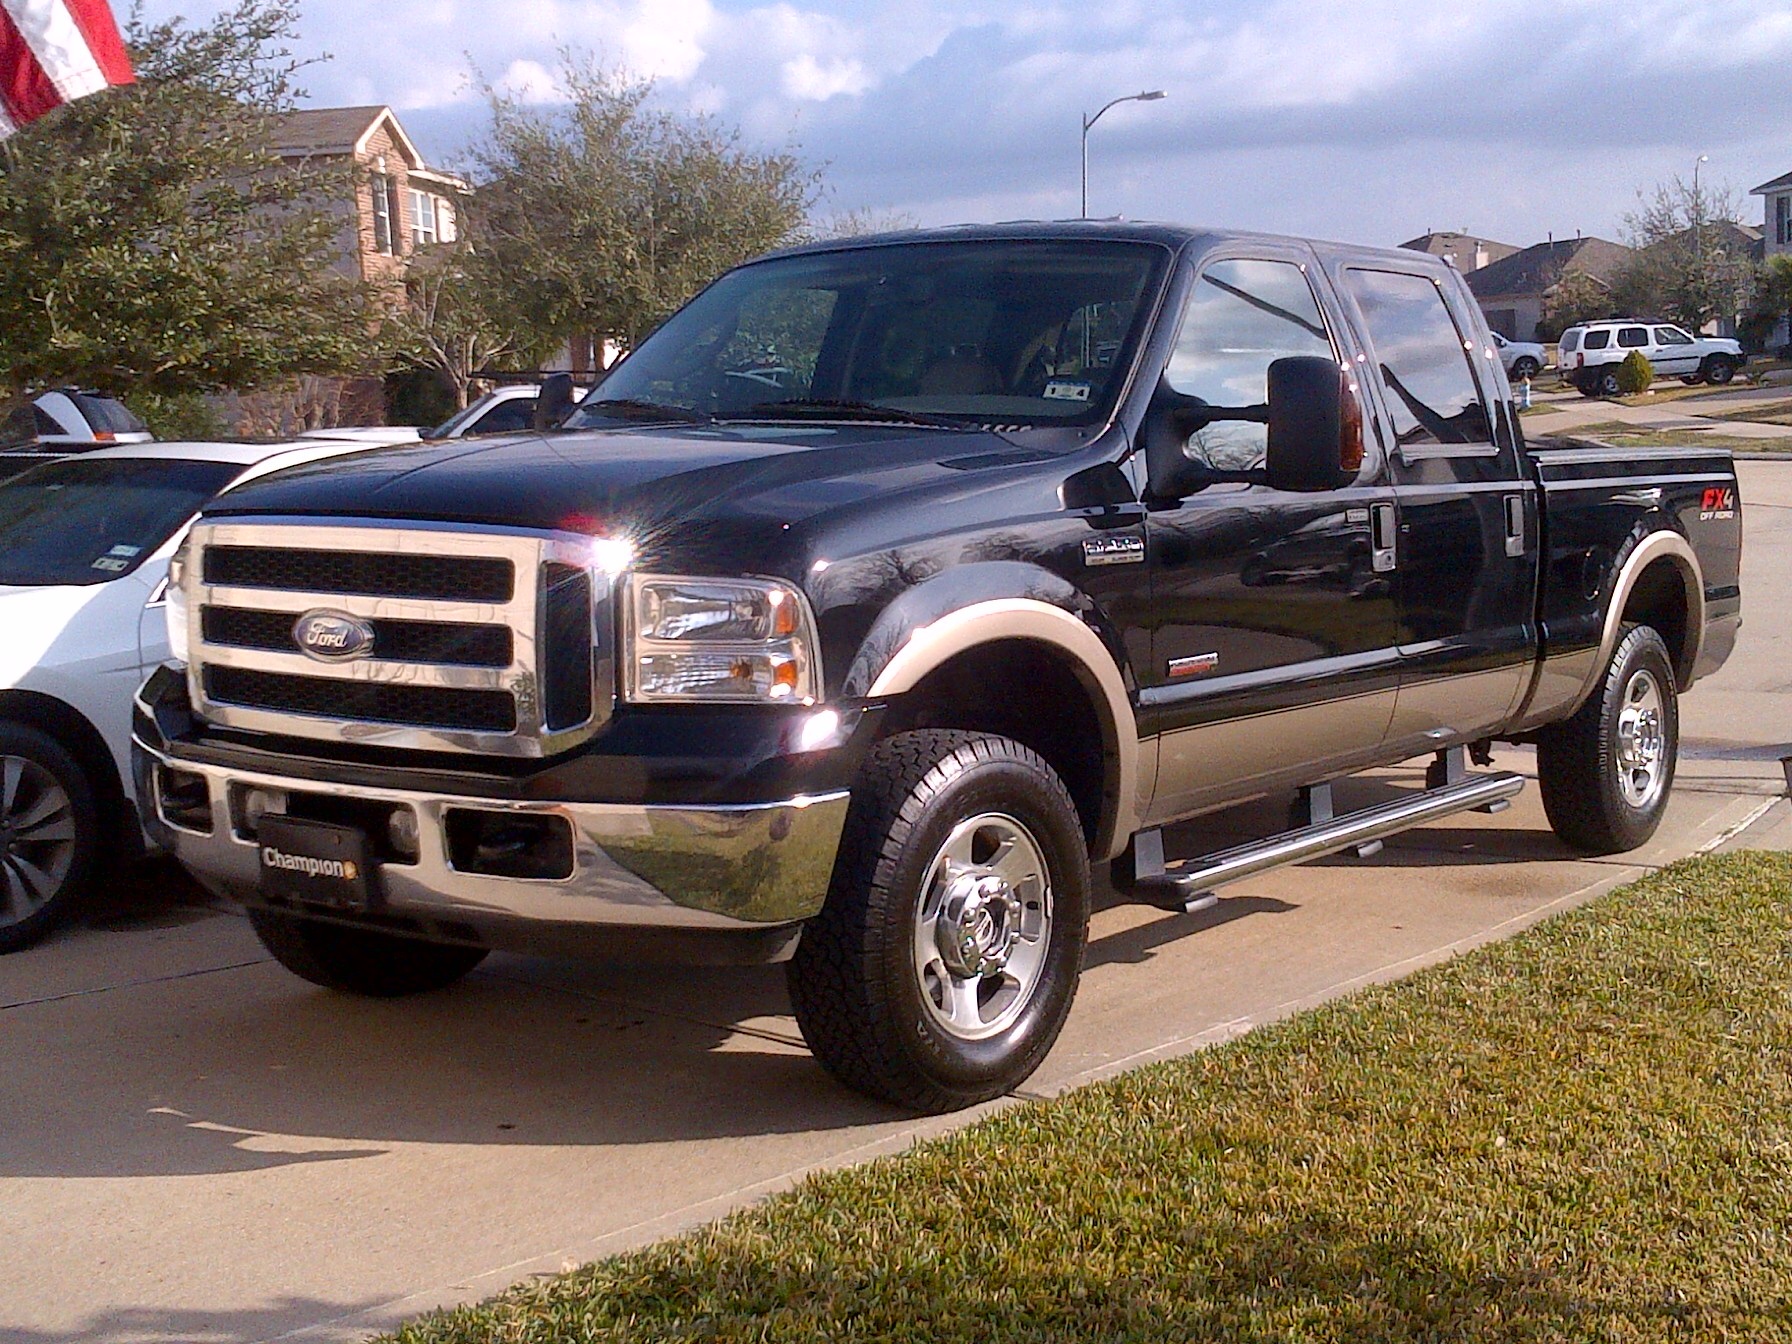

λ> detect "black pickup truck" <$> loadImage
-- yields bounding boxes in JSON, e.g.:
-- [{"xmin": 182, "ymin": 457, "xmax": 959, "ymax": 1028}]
[{"xmin": 134, "ymin": 223, "xmax": 1741, "ymax": 1112}]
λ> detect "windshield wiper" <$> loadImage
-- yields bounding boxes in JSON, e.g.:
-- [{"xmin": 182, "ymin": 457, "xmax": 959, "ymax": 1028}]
[
  {"xmin": 571, "ymin": 398, "xmax": 714, "ymax": 426},
  {"xmin": 728, "ymin": 399, "xmax": 961, "ymax": 429}
]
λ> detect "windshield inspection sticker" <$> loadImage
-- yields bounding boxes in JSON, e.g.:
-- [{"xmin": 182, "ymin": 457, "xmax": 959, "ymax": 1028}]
[
  {"xmin": 91, "ymin": 557, "xmax": 130, "ymax": 573},
  {"xmin": 1043, "ymin": 380, "xmax": 1092, "ymax": 402},
  {"xmin": 107, "ymin": 544, "xmax": 142, "ymax": 558}
]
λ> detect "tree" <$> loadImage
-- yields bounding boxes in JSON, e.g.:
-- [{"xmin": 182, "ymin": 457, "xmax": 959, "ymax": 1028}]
[
  {"xmin": 1743, "ymin": 254, "xmax": 1792, "ymax": 355},
  {"xmin": 1537, "ymin": 268, "xmax": 1615, "ymax": 342},
  {"xmin": 0, "ymin": 0, "xmax": 380, "ymax": 408},
  {"xmin": 387, "ymin": 239, "xmax": 553, "ymax": 410},
  {"xmin": 466, "ymin": 55, "xmax": 819, "ymax": 352},
  {"xmin": 1613, "ymin": 176, "xmax": 1757, "ymax": 332}
]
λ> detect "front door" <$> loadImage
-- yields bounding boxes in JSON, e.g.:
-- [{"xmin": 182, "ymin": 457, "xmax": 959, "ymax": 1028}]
[
  {"xmin": 1140, "ymin": 251, "xmax": 1401, "ymax": 825},
  {"xmin": 1651, "ymin": 325, "xmax": 1700, "ymax": 376}
]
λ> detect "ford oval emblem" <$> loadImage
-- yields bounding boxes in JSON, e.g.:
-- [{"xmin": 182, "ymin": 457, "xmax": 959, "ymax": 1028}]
[{"xmin": 292, "ymin": 610, "xmax": 377, "ymax": 663}]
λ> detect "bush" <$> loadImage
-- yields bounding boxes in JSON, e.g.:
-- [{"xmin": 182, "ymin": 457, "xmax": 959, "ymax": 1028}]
[
  {"xmin": 1617, "ymin": 349, "xmax": 1654, "ymax": 394},
  {"xmin": 125, "ymin": 390, "xmax": 229, "ymax": 441}
]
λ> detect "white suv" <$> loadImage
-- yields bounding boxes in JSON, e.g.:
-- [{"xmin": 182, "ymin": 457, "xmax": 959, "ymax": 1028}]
[{"xmin": 1559, "ymin": 320, "xmax": 1745, "ymax": 397}]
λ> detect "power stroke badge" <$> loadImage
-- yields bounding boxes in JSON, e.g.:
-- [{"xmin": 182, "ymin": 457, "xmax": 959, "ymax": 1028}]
[{"xmin": 1083, "ymin": 535, "xmax": 1145, "ymax": 567}]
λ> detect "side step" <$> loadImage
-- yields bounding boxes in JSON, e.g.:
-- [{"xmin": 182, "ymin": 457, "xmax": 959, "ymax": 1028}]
[{"xmin": 1125, "ymin": 760, "xmax": 1526, "ymax": 914}]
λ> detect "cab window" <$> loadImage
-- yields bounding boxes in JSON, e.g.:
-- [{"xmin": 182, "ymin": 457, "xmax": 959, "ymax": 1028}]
[
  {"xmin": 1166, "ymin": 257, "xmax": 1336, "ymax": 471},
  {"xmin": 1342, "ymin": 267, "xmax": 1493, "ymax": 448},
  {"xmin": 1654, "ymin": 326, "xmax": 1693, "ymax": 346}
]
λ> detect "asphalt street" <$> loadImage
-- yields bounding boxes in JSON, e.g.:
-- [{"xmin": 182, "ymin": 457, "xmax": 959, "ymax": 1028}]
[{"xmin": 4, "ymin": 459, "xmax": 1791, "ymax": 1344}]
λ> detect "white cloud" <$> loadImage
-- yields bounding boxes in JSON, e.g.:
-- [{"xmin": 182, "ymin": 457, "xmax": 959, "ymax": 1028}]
[
  {"xmin": 781, "ymin": 53, "xmax": 873, "ymax": 100},
  {"xmin": 496, "ymin": 58, "xmax": 562, "ymax": 104}
]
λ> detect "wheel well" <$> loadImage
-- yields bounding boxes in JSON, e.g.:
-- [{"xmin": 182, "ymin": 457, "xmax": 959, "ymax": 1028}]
[
  {"xmin": 875, "ymin": 640, "xmax": 1109, "ymax": 848},
  {"xmin": 1621, "ymin": 559, "xmax": 1694, "ymax": 687},
  {"xmin": 0, "ymin": 690, "xmax": 130, "ymax": 832}
]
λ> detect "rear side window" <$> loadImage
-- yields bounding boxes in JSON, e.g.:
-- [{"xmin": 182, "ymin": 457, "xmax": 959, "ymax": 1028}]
[
  {"xmin": 1166, "ymin": 257, "xmax": 1337, "ymax": 471},
  {"xmin": 1342, "ymin": 268, "xmax": 1492, "ymax": 448},
  {"xmin": 1560, "ymin": 330, "xmax": 1582, "ymax": 354},
  {"xmin": 1618, "ymin": 327, "xmax": 1649, "ymax": 348},
  {"xmin": 1583, "ymin": 329, "xmax": 1611, "ymax": 350},
  {"xmin": 70, "ymin": 394, "xmax": 148, "ymax": 435}
]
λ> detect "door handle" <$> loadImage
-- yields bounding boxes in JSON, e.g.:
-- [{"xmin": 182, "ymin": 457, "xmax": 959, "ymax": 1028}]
[
  {"xmin": 1371, "ymin": 503, "xmax": 1397, "ymax": 572},
  {"xmin": 1503, "ymin": 494, "xmax": 1527, "ymax": 557}
]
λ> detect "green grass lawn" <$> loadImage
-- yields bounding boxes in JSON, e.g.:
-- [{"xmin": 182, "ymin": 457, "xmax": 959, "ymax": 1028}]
[
  {"xmin": 1552, "ymin": 423, "xmax": 1792, "ymax": 453},
  {"xmin": 1705, "ymin": 399, "xmax": 1792, "ymax": 427},
  {"xmin": 383, "ymin": 851, "xmax": 1792, "ymax": 1343}
]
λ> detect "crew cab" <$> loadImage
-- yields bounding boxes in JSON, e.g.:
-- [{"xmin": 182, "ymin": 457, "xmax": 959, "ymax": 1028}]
[
  {"xmin": 134, "ymin": 223, "xmax": 1741, "ymax": 1112},
  {"xmin": 1560, "ymin": 319, "xmax": 1745, "ymax": 395}
]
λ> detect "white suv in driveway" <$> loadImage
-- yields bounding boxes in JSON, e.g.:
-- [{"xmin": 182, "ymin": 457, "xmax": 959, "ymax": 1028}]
[{"xmin": 1560, "ymin": 320, "xmax": 1745, "ymax": 396}]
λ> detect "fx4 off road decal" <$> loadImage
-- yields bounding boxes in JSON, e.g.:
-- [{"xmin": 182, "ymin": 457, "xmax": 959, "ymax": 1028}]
[{"xmin": 1700, "ymin": 487, "xmax": 1737, "ymax": 522}]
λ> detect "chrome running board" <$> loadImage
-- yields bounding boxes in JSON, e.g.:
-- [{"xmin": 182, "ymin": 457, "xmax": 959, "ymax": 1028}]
[{"xmin": 1125, "ymin": 760, "xmax": 1527, "ymax": 914}]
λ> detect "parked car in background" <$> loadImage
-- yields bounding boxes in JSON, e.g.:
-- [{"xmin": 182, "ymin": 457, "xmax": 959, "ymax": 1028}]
[
  {"xmin": 427, "ymin": 384, "xmax": 544, "ymax": 439},
  {"xmin": 0, "ymin": 390, "xmax": 155, "ymax": 483},
  {"xmin": 1559, "ymin": 320, "xmax": 1745, "ymax": 396},
  {"xmin": 299, "ymin": 426, "xmax": 424, "ymax": 447},
  {"xmin": 1490, "ymin": 332, "xmax": 1547, "ymax": 381},
  {"xmin": 0, "ymin": 439, "xmax": 385, "ymax": 953}
]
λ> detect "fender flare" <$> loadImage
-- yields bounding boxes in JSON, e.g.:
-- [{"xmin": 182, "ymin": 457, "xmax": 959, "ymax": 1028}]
[
  {"xmin": 856, "ymin": 587, "xmax": 1139, "ymax": 862},
  {"xmin": 1568, "ymin": 527, "xmax": 1704, "ymax": 716}
]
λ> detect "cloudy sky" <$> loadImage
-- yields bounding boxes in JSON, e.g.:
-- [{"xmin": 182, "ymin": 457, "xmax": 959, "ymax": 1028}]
[{"xmin": 141, "ymin": 0, "xmax": 1792, "ymax": 250}]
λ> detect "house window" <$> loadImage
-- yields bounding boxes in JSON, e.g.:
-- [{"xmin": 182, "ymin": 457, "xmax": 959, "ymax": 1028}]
[
  {"xmin": 410, "ymin": 189, "xmax": 438, "ymax": 247},
  {"xmin": 370, "ymin": 172, "xmax": 401, "ymax": 255},
  {"xmin": 436, "ymin": 197, "xmax": 457, "ymax": 244},
  {"xmin": 1779, "ymin": 195, "xmax": 1790, "ymax": 246}
]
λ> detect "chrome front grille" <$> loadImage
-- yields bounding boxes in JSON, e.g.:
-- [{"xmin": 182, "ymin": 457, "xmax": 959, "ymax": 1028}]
[{"xmin": 183, "ymin": 519, "xmax": 612, "ymax": 756}]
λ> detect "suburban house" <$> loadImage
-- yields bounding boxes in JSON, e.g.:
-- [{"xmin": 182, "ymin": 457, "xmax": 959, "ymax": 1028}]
[
  {"xmin": 271, "ymin": 105, "xmax": 469, "ymax": 290},
  {"xmin": 1464, "ymin": 236, "xmax": 1633, "ymax": 341},
  {"xmin": 1398, "ymin": 231, "xmax": 1519, "ymax": 274},
  {"xmin": 1754, "ymin": 169, "xmax": 1791, "ymax": 348}
]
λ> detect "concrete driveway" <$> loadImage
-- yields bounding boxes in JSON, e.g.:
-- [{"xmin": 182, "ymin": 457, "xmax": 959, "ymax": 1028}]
[{"xmin": 5, "ymin": 462, "xmax": 1791, "ymax": 1344}]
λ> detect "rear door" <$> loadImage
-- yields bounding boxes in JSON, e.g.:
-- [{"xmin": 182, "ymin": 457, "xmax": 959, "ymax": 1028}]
[
  {"xmin": 1140, "ymin": 246, "xmax": 1401, "ymax": 823},
  {"xmin": 1329, "ymin": 262, "xmax": 1538, "ymax": 757}
]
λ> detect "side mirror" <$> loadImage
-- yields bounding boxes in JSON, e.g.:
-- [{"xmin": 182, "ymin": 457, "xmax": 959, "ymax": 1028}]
[
  {"xmin": 1263, "ymin": 356, "xmax": 1364, "ymax": 493},
  {"xmin": 532, "ymin": 372, "xmax": 576, "ymax": 431}
]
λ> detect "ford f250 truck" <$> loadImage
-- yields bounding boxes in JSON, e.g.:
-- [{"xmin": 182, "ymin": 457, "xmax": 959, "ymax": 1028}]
[{"xmin": 133, "ymin": 223, "xmax": 1741, "ymax": 1112}]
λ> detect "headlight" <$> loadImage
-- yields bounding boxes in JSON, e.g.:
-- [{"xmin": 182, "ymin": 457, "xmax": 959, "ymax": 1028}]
[
  {"xmin": 163, "ymin": 539, "xmax": 192, "ymax": 666},
  {"xmin": 624, "ymin": 575, "xmax": 821, "ymax": 704}
]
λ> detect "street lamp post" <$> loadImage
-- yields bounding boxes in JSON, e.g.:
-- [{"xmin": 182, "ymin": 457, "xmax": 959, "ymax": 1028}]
[
  {"xmin": 1693, "ymin": 153, "xmax": 1710, "ymax": 327},
  {"xmin": 1081, "ymin": 89, "xmax": 1165, "ymax": 219}
]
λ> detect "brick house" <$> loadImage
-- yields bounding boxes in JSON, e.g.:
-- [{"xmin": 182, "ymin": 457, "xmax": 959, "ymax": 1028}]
[
  {"xmin": 270, "ymin": 105, "xmax": 469, "ymax": 292},
  {"xmin": 1464, "ymin": 236, "xmax": 1633, "ymax": 341}
]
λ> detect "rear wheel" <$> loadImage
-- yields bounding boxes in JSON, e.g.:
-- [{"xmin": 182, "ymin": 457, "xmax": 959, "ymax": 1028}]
[
  {"xmin": 247, "ymin": 907, "xmax": 488, "ymax": 996},
  {"xmin": 1537, "ymin": 625, "xmax": 1678, "ymax": 854},
  {"xmin": 0, "ymin": 723, "xmax": 100, "ymax": 955},
  {"xmin": 1595, "ymin": 368, "xmax": 1623, "ymax": 397},
  {"xmin": 788, "ymin": 730, "xmax": 1090, "ymax": 1112}
]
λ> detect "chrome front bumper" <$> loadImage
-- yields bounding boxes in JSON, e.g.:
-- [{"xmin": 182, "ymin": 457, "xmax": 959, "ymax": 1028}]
[{"xmin": 133, "ymin": 737, "xmax": 850, "ymax": 936}]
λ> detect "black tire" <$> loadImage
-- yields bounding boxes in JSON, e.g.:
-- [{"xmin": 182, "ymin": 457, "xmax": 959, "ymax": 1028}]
[
  {"xmin": 1537, "ymin": 625, "xmax": 1678, "ymax": 855},
  {"xmin": 247, "ymin": 907, "xmax": 487, "ymax": 996},
  {"xmin": 1511, "ymin": 357, "xmax": 1541, "ymax": 381},
  {"xmin": 1680, "ymin": 375, "xmax": 1704, "ymax": 386},
  {"xmin": 788, "ymin": 729, "xmax": 1090, "ymax": 1113},
  {"xmin": 1704, "ymin": 356, "xmax": 1736, "ymax": 386},
  {"xmin": 0, "ymin": 721, "xmax": 101, "ymax": 954},
  {"xmin": 1574, "ymin": 374, "xmax": 1600, "ymax": 398},
  {"xmin": 1595, "ymin": 368, "xmax": 1623, "ymax": 397}
]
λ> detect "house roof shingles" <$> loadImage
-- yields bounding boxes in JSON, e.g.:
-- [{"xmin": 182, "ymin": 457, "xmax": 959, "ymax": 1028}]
[
  {"xmin": 1465, "ymin": 237, "xmax": 1633, "ymax": 299},
  {"xmin": 1751, "ymin": 170, "xmax": 1792, "ymax": 196},
  {"xmin": 270, "ymin": 105, "xmax": 389, "ymax": 157}
]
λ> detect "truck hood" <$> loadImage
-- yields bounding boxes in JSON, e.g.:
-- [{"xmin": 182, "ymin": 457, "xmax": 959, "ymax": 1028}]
[{"xmin": 201, "ymin": 423, "xmax": 1064, "ymax": 540}]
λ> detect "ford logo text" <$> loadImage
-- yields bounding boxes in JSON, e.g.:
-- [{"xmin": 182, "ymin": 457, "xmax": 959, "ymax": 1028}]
[{"xmin": 292, "ymin": 610, "xmax": 377, "ymax": 663}]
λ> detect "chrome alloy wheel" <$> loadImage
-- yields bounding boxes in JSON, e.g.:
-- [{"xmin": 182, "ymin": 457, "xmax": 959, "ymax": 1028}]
[
  {"xmin": 0, "ymin": 755, "xmax": 77, "ymax": 927},
  {"xmin": 1614, "ymin": 668, "xmax": 1668, "ymax": 810},
  {"xmin": 913, "ymin": 812, "xmax": 1052, "ymax": 1041}
]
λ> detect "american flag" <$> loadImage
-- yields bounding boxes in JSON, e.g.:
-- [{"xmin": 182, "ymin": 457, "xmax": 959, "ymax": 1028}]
[{"xmin": 0, "ymin": 0, "xmax": 132, "ymax": 138}]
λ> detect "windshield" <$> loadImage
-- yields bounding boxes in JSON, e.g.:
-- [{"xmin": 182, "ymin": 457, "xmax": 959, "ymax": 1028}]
[
  {"xmin": 0, "ymin": 457, "xmax": 239, "ymax": 587},
  {"xmin": 567, "ymin": 239, "xmax": 1169, "ymax": 430}
]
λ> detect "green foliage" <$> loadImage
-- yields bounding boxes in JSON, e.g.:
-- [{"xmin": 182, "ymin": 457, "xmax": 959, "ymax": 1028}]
[
  {"xmin": 1536, "ymin": 268, "xmax": 1613, "ymax": 342},
  {"xmin": 125, "ymin": 389, "xmax": 229, "ymax": 441},
  {"xmin": 1743, "ymin": 254, "xmax": 1792, "ymax": 354},
  {"xmin": 465, "ymin": 55, "xmax": 819, "ymax": 351},
  {"xmin": 385, "ymin": 238, "xmax": 553, "ymax": 410},
  {"xmin": 378, "ymin": 853, "xmax": 1792, "ymax": 1343},
  {"xmin": 1616, "ymin": 349, "xmax": 1655, "ymax": 394},
  {"xmin": 1614, "ymin": 175, "xmax": 1758, "ymax": 332},
  {"xmin": 0, "ymin": 0, "xmax": 382, "ymax": 405}
]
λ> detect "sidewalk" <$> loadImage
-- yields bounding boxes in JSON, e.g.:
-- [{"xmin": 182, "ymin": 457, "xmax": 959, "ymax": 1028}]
[{"xmin": 1522, "ymin": 378, "xmax": 1792, "ymax": 442}]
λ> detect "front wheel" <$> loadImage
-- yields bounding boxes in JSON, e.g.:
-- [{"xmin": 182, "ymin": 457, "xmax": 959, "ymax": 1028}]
[
  {"xmin": 788, "ymin": 730, "xmax": 1090, "ymax": 1113},
  {"xmin": 1537, "ymin": 625, "xmax": 1678, "ymax": 854},
  {"xmin": 247, "ymin": 907, "xmax": 488, "ymax": 996},
  {"xmin": 1704, "ymin": 356, "xmax": 1736, "ymax": 386},
  {"xmin": 1511, "ymin": 357, "xmax": 1541, "ymax": 381},
  {"xmin": 0, "ymin": 723, "xmax": 101, "ymax": 954}
]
